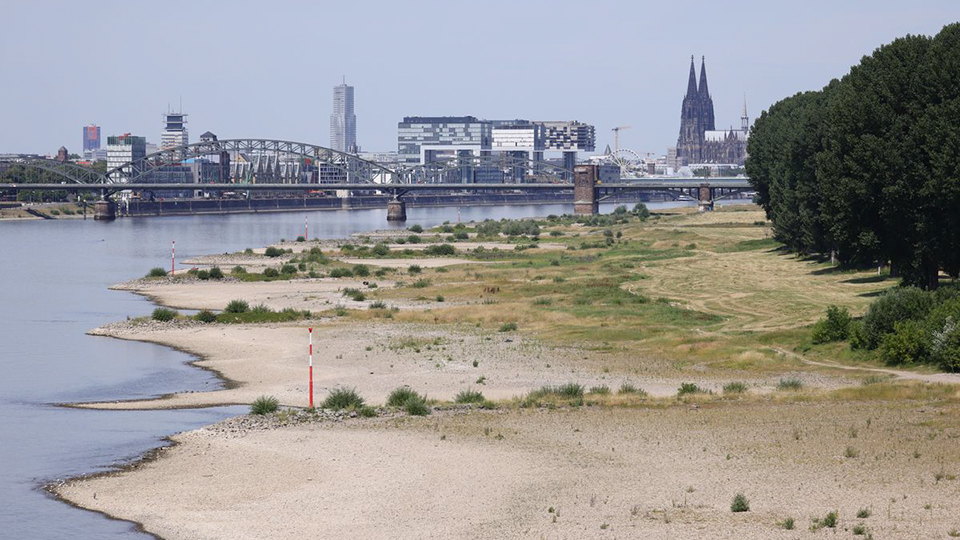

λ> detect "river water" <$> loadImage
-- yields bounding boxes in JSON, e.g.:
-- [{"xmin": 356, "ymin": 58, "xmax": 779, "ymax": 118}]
[{"xmin": 0, "ymin": 201, "xmax": 709, "ymax": 538}]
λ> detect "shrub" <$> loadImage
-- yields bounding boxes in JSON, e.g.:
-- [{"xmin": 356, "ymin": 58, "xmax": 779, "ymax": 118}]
[
  {"xmin": 386, "ymin": 386, "xmax": 423, "ymax": 407},
  {"xmin": 264, "ymin": 246, "xmax": 284, "ymax": 257},
  {"xmin": 862, "ymin": 287, "xmax": 933, "ymax": 348},
  {"xmin": 225, "ymin": 299, "xmax": 250, "ymax": 313},
  {"xmin": 633, "ymin": 203, "xmax": 650, "ymax": 220},
  {"xmin": 369, "ymin": 300, "xmax": 387, "ymax": 309},
  {"xmin": 411, "ymin": 279, "xmax": 431, "ymax": 288},
  {"xmin": 811, "ymin": 305, "xmax": 851, "ymax": 344},
  {"xmin": 930, "ymin": 316, "xmax": 960, "ymax": 371},
  {"xmin": 329, "ymin": 267, "xmax": 353, "ymax": 278},
  {"xmin": 296, "ymin": 236, "xmax": 305, "ymax": 242},
  {"xmin": 250, "ymin": 395, "xmax": 279, "ymax": 415},
  {"xmin": 147, "ymin": 267, "xmax": 167, "ymax": 278},
  {"xmin": 424, "ymin": 244, "xmax": 455, "ymax": 256},
  {"xmin": 778, "ymin": 517, "xmax": 795, "ymax": 530},
  {"xmin": 409, "ymin": 224, "xmax": 423, "ymax": 233},
  {"xmin": 358, "ymin": 405, "xmax": 377, "ymax": 418},
  {"xmin": 404, "ymin": 397, "xmax": 430, "ymax": 416},
  {"xmin": 322, "ymin": 387, "xmax": 364, "ymax": 410},
  {"xmin": 208, "ymin": 267, "xmax": 224, "ymax": 280},
  {"xmin": 194, "ymin": 310, "xmax": 217, "ymax": 323},
  {"xmin": 231, "ymin": 265, "xmax": 246, "ymax": 274},
  {"xmin": 822, "ymin": 511, "xmax": 838, "ymax": 527},
  {"xmin": 589, "ymin": 385, "xmax": 611, "ymax": 395},
  {"xmin": 453, "ymin": 231, "xmax": 469, "ymax": 240},
  {"xmin": 848, "ymin": 320, "xmax": 868, "ymax": 349},
  {"xmin": 262, "ymin": 267, "xmax": 279, "ymax": 277},
  {"xmin": 856, "ymin": 508, "xmax": 871, "ymax": 519},
  {"xmin": 152, "ymin": 307, "xmax": 177, "ymax": 321},
  {"xmin": 730, "ymin": 493, "xmax": 750, "ymax": 512},
  {"xmin": 677, "ymin": 382, "xmax": 708, "ymax": 396},
  {"xmin": 280, "ymin": 264, "xmax": 297, "ymax": 275},
  {"xmin": 880, "ymin": 320, "xmax": 929, "ymax": 365},
  {"xmin": 250, "ymin": 303, "xmax": 272, "ymax": 314},
  {"xmin": 407, "ymin": 234, "xmax": 422, "ymax": 244},
  {"xmin": 618, "ymin": 383, "xmax": 646, "ymax": 395},
  {"xmin": 408, "ymin": 264, "xmax": 422, "ymax": 274},
  {"xmin": 776, "ymin": 377, "xmax": 803, "ymax": 391},
  {"xmin": 342, "ymin": 288, "xmax": 366, "ymax": 302},
  {"xmin": 723, "ymin": 381, "xmax": 748, "ymax": 394},
  {"xmin": 499, "ymin": 322, "xmax": 518, "ymax": 332},
  {"xmin": 501, "ymin": 220, "xmax": 540, "ymax": 237},
  {"xmin": 435, "ymin": 295, "xmax": 445, "ymax": 302},
  {"xmin": 454, "ymin": 388, "xmax": 485, "ymax": 404},
  {"xmin": 244, "ymin": 248, "xmax": 254, "ymax": 254},
  {"xmin": 196, "ymin": 269, "xmax": 210, "ymax": 280},
  {"xmin": 371, "ymin": 244, "xmax": 390, "ymax": 257},
  {"xmin": 476, "ymin": 220, "xmax": 501, "ymax": 236}
]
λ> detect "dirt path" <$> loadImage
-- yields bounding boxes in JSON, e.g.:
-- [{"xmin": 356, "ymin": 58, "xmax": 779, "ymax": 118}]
[{"xmin": 772, "ymin": 347, "xmax": 960, "ymax": 385}]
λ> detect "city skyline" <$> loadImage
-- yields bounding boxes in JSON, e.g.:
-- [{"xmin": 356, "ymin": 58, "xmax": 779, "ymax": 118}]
[{"xmin": 0, "ymin": 1, "xmax": 954, "ymax": 156}]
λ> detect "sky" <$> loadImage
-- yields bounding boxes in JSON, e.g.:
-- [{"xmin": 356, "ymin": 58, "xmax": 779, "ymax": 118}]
[{"xmin": 1, "ymin": 1, "xmax": 956, "ymax": 157}]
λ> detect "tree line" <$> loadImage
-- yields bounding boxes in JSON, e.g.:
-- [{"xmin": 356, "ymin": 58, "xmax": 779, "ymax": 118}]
[{"xmin": 746, "ymin": 23, "xmax": 960, "ymax": 290}]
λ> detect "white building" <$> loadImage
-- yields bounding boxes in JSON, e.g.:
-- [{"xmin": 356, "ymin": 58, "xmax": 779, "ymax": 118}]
[
  {"xmin": 160, "ymin": 111, "xmax": 188, "ymax": 159},
  {"xmin": 106, "ymin": 133, "xmax": 146, "ymax": 183},
  {"xmin": 330, "ymin": 81, "xmax": 357, "ymax": 153}
]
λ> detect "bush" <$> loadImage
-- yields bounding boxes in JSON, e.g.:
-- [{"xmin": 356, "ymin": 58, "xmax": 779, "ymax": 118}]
[
  {"xmin": 194, "ymin": 310, "xmax": 217, "ymax": 323},
  {"xmin": 618, "ymin": 383, "xmax": 646, "ymax": 395},
  {"xmin": 778, "ymin": 517, "xmax": 795, "ymax": 530},
  {"xmin": 476, "ymin": 220, "xmax": 501, "ymax": 237},
  {"xmin": 279, "ymin": 264, "xmax": 296, "ymax": 275},
  {"xmin": 152, "ymin": 307, "xmax": 177, "ymax": 321},
  {"xmin": 454, "ymin": 388, "xmax": 485, "ymax": 404},
  {"xmin": 250, "ymin": 303, "xmax": 272, "ymax": 314},
  {"xmin": 196, "ymin": 269, "xmax": 210, "ymax": 280},
  {"xmin": 250, "ymin": 395, "xmax": 279, "ymax": 415},
  {"xmin": 848, "ymin": 320, "xmax": 868, "ymax": 349},
  {"xmin": 358, "ymin": 405, "xmax": 377, "ymax": 418},
  {"xmin": 424, "ymin": 243, "xmax": 455, "ymax": 256},
  {"xmin": 408, "ymin": 224, "xmax": 423, "ymax": 233},
  {"xmin": 342, "ymin": 288, "xmax": 366, "ymax": 301},
  {"xmin": 589, "ymin": 385, "xmax": 610, "ymax": 394},
  {"xmin": 329, "ymin": 267, "xmax": 354, "ymax": 278},
  {"xmin": 501, "ymin": 220, "xmax": 540, "ymax": 237},
  {"xmin": 862, "ymin": 287, "xmax": 933, "ymax": 348},
  {"xmin": 231, "ymin": 266, "xmax": 246, "ymax": 275},
  {"xmin": 677, "ymin": 382, "xmax": 708, "ymax": 396},
  {"xmin": 208, "ymin": 267, "xmax": 224, "ymax": 280},
  {"xmin": 633, "ymin": 203, "xmax": 650, "ymax": 220},
  {"xmin": 499, "ymin": 322, "xmax": 518, "ymax": 332},
  {"xmin": 225, "ymin": 299, "xmax": 249, "ymax": 313},
  {"xmin": 296, "ymin": 236, "xmax": 305, "ymax": 242},
  {"xmin": 352, "ymin": 264, "xmax": 370, "ymax": 277},
  {"xmin": 930, "ymin": 316, "xmax": 960, "ymax": 371},
  {"xmin": 723, "ymin": 381, "xmax": 748, "ymax": 394},
  {"xmin": 880, "ymin": 320, "xmax": 929, "ymax": 365},
  {"xmin": 147, "ymin": 267, "xmax": 167, "ymax": 278},
  {"xmin": 404, "ymin": 397, "xmax": 430, "ymax": 416},
  {"xmin": 262, "ymin": 267, "xmax": 279, "ymax": 277},
  {"xmin": 407, "ymin": 234, "xmax": 422, "ymax": 244},
  {"xmin": 371, "ymin": 244, "xmax": 390, "ymax": 257},
  {"xmin": 776, "ymin": 377, "xmax": 804, "ymax": 391},
  {"xmin": 411, "ymin": 278, "xmax": 431, "ymax": 288},
  {"xmin": 386, "ymin": 386, "xmax": 422, "ymax": 407},
  {"xmin": 731, "ymin": 493, "xmax": 750, "ymax": 512},
  {"xmin": 322, "ymin": 387, "xmax": 364, "ymax": 410},
  {"xmin": 264, "ymin": 246, "xmax": 284, "ymax": 257},
  {"xmin": 453, "ymin": 231, "xmax": 469, "ymax": 240},
  {"xmin": 369, "ymin": 300, "xmax": 387, "ymax": 309},
  {"xmin": 408, "ymin": 264, "xmax": 422, "ymax": 275},
  {"xmin": 811, "ymin": 305, "xmax": 851, "ymax": 344}
]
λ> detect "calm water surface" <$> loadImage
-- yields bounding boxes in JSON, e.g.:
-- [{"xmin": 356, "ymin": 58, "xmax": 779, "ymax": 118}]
[{"xmin": 0, "ymin": 201, "xmax": 709, "ymax": 538}]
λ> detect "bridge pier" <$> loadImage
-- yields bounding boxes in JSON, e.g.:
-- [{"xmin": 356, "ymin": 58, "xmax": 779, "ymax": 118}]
[
  {"xmin": 93, "ymin": 199, "xmax": 117, "ymax": 221},
  {"xmin": 573, "ymin": 164, "xmax": 599, "ymax": 215},
  {"xmin": 698, "ymin": 183, "xmax": 714, "ymax": 212},
  {"xmin": 386, "ymin": 198, "xmax": 407, "ymax": 221}
]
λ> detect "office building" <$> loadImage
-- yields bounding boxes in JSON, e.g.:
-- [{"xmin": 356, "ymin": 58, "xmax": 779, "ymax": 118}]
[
  {"xmin": 537, "ymin": 120, "xmax": 596, "ymax": 174},
  {"xmin": 160, "ymin": 110, "xmax": 188, "ymax": 159},
  {"xmin": 330, "ymin": 81, "xmax": 357, "ymax": 153},
  {"xmin": 106, "ymin": 134, "xmax": 146, "ymax": 183},
  {"xmin": 82, "ymin": 125, "xmax": 100, "ymax": 154}
]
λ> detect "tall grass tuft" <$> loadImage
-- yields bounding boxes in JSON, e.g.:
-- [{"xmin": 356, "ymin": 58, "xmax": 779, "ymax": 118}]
[
  {"xmin": 723, "ymin": 381, "xmax": 748, "ymax": 394},
  {"xmin": 151, "ymin": 307, "xmax": 177, "ymax": 321},
  {"xmin": 224, "ymin": 299, "xmax": 249, "ymax": 313},
  {"xmin": 322, "ymin": 387, "xmax": 364, "ymax": 410},
  {"xmin": 386, "ymin": 386, "xmax": 423, "ymax": 407},
  {"xmin": 776, "ymin": 377, "xmax": 804, "ymax": 391},
  {"xmin": 454, "ymin": 388, "xmax": 485, "ymax": 404},
  {"xmin": 250, "ymin": 395, "xmax": 279, "ymax": 415},
  {"xmin": 730, "ymin": 493, "xmax": 750, "ymax": 512},
  {"xmin": 147, "ymin": 267, "xmax": 167, "ymax": 278}
]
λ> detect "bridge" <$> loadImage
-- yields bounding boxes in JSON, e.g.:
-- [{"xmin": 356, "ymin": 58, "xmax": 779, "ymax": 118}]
[{"xmin": 0, "ymin": 138, "xmax": 752, "ymax": 220}]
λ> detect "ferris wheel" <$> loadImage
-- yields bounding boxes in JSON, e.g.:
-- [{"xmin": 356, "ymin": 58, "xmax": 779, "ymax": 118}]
[{"xmin": 607, "ymin": 148, "xmax": 644, "ymax": 177}]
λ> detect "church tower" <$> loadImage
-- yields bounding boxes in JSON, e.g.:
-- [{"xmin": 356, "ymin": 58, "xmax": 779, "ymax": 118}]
[
  {"xmin": 676, "ymin": 55, "xmax": 705, "ymax": 164},
  {"xmin": 698, "ymin": 56, "xmax": 715, "ymax": 131},
  {"xmin": 741, "ymin": 95, "xmax": 749, "ymax": 133}
]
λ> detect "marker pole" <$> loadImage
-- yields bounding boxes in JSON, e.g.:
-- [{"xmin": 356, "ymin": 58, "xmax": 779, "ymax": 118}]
[
  {"xmin": 171, "ymin": 241, "xmax": 175, "ymax": 275},
  {"xmin": 305, "ymin": 216, "xmax": 308, "ymax": 242},
  {"xmin": 308, "ymin": 327, "xmax": 314, "ymax": 409}
]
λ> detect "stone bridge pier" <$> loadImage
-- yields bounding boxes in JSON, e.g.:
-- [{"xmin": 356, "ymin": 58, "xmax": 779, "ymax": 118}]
[{"xmin": 573, "ymin": 164, "xmax": 599, "ymax": 215}]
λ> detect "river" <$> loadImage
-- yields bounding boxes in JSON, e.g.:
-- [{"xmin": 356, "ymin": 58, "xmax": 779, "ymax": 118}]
[{"xmin": 0, "ymin": 201, "xmax": 711, "ymax": 538}]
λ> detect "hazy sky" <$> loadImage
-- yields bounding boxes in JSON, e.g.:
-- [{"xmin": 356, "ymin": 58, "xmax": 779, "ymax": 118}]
[{"xmin": 1, "ymin": 1, "xmax": 955, "ymax": 156}]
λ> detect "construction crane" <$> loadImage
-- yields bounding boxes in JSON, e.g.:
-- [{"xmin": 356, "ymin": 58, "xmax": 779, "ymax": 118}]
[{"xmin": 611, "ymin": 126, "xmax": 632, "ymax": 155}]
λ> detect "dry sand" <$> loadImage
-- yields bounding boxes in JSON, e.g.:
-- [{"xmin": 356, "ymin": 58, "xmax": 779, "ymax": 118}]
[{"xmin": 57, "ymin": 401, "xmax": 960, "ymax": 539}]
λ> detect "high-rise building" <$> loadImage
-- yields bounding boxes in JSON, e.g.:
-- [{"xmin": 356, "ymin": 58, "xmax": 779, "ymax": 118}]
[
  {"xmin": 330, "ymin": 81, "xmax": 357, "ymax": 153},
  {"xmin": 106, "ymin": 134, "xmax": 147, "ymax": 183},
  {"xmin": 160, "ymin": 110, "xmax": 188, "ymax": 159},
  {"xmin": 82, "ymin": 125, "xmax": 100, "ymax": 153},
  {"xmin": 675, "ymin": 56, "xmax": 749, "ymax": 166}
]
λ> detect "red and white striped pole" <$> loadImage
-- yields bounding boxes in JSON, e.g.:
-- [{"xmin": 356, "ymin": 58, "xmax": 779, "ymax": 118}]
[
  {"xmin": 305, "ymin": 216, "xmax": 309, "ymax": 242},
  {"xmin": 171, "ymin": 240, "xmax": 175, "ymax": 276},
  {"xmin": 308, "ymin": 327, "xmax": 314, "ymax": 409}
]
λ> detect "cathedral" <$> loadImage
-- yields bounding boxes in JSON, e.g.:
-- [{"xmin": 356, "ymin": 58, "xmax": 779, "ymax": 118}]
[{"xmin": 674, "ymin": 56, "xmax": 749, "ymax": 167}]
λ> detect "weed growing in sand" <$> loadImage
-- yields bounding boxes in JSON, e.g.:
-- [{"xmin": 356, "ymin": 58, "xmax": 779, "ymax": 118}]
[
  {"xmin": 342, "ymin": 288, "xmax": 366, "ymax": 302},
  {"xmin": 146, "ymin": 267, "xmax": 167, "ymax": 278},
  {"xmin": 329, "ymin": 267, "xmax": 354, "ymax": 278},
  {"xmin": 369, "ymin": 300, "xmax": 387, "ymax": 309},
  {"xmin": 475, "ymin": 376, "xmax": 486, "ymax": 385},
  {"xmin": 250, "ymin": 395, "xmax": 279, "ymax": 415},
  {"xmin": 857, "ymin": 508, "xmax": 871, "ymax": 518},
  {"xmin": 403, "ymin": 395, "xmax": 430, "ymax": 416},
  {"xmin": 844, "ymin": 446, "xmax": 860, "ymax": 458},
  {"xmin": 853, "ymin": 524, "xmax": 867, "ymax": 535},
  {"xmin": 618, "ymin": 383, "xmax": 646, "ymax": 396},
  {"xmin": 411, "ymin": 278, "xmax": 431, "ymax": 288},
  {"xmin": 408, "ymin": 264, "xmax": 422, "ymax": 275},
  {"xmin": 524, "ymin": 383, "xmax": 584, "ymax": 406},
  {"xmin": 677, "ymin": 382, "xmax": 709, "ymax": 396},
  {"xmin": 322, "ymin": 387, "xmax": 364, "ymax": 410},
  {"xmin": 948, "ymin": 529, "xmax": 960, "ymax": 537},
  {"xmin": 778, "ymin": 517, "xmax": 795, "ymax": 530},
  {"xmin": 208, "ymin": 267, "xmax": 224, "ymax": 280},
  {"xmin": 231, "ymin": 266, "xmax": 246, "ymax": 274},
  {"xmin": 777, "ymin": 377, "xmax": 804, "ymax": 391},
  {"xmin": 499, "ymin": 322, "xmax": 518, "ymax": 332},
  {"xmin": 225, "ymin": 299, "xmax": 249, "ymax": 313},
  {"xmin": 151, "ymin": 307, "xmax": 178, "ymax": 322},
  {"xmin": 358, "ymin": 406, "xmax": 376, "ymax": 418},
  {"xmin": 730, "ymin": 493, "xmax": 750, "ymax": 512},
  {"xmin": 194, "ymin": 310, "xmax": 217, "ymax": 323},
  {"xmin": 387, "ymin": 386, "xmax": 423, "ymax": 407},
  {"xmin": 589, "ymin": 385, "xmax": 610, "ymax": 395},
  {"xmin": 533, "ymin": 297, "xmax": 553, "ymax": 306},
  {"xmin": 454, "ymin": 388, "xmax": 485, "ymax": 404},
  {"xmin": 723, "ymin": 381, "xmax": 748, "ymax": 394},
  {"xmin": 264, "ymin": 246, "xmax": 284, "ymax": 257}
]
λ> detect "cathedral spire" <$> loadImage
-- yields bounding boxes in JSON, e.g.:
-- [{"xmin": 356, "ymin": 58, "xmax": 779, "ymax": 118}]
[
  {"xmin": 698, "ymin": 56, "xmax": 710, "ymax": 97},
  {"xmin": 685, "ymin": 55, "xmax": 697, "ymax": 97},
  {"xmin": 741, "ymin": 94, "xmax": 749, "ymax": 133}
]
